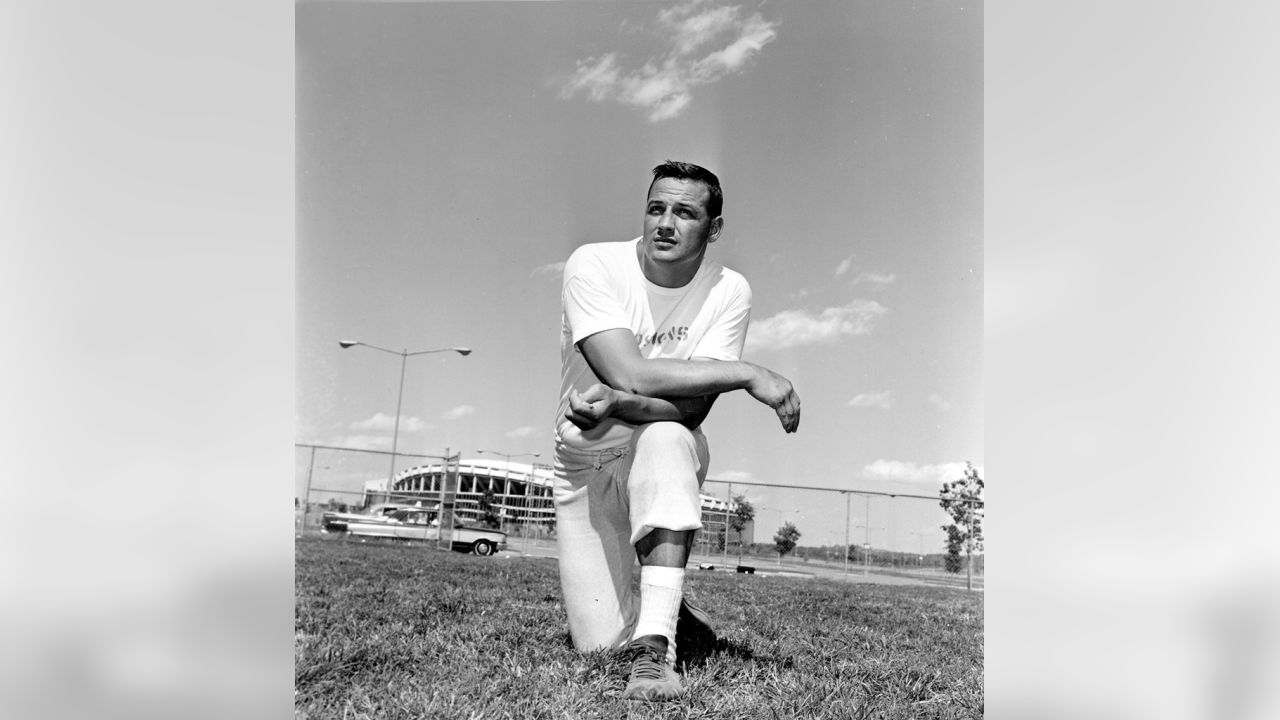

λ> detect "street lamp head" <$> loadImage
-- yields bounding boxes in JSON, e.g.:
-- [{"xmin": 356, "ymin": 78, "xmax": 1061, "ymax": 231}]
[
  {"xmin": 454, "ymin": 348, "xmax": 472, "ymax": 356},
  {"xmin": 338, "ymin": 340, "xmax": 359, "ymax": 348}
]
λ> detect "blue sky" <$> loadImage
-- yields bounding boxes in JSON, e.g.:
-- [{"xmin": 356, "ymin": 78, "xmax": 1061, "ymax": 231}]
[{"xmin": 296, "ymin": 0, "xmax": 982, "ymax": 553}]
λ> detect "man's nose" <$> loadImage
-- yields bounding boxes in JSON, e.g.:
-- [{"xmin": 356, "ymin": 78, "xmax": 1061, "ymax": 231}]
[{"xmin": 656, "ymin": 210, "xmax": 675, "ymax": 231}]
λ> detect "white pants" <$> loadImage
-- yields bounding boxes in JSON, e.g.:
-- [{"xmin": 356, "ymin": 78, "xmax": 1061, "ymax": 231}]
[{"xmin": 552, "ymin": 421, "xmax": 710, "ymax": 652}]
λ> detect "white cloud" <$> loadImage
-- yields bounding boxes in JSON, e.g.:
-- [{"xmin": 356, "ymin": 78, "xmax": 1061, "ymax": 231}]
[
  {"xmin": 710, "ymin": 469, "xmax": 755, "ymax": 484},
  {"xmin": 660, "ymin": 3, "xmax": 741, "ymax": 56},
  {"xmin": 560, "ymin": 2, "xmax": 780, "ymax": 122},
  {"xmin": 835, "ymin": 255, "xmax": 855, "ymax": 277},
  {"xmin": 504, "ymin": 425, "xmax": 541, "ymax": 439},
  {"xmin": 851, "ymin": 271, "xmax": 896, "ymax": 288},
  {"xmin": 848, "ymin": 391, "xmax": 894, "ymax": 409},
  {"xmin": 531, "ymin": 261, "xmax": 567, "ymax": 279},
  {"xmin": 331, "ymin": 435, "xmax": 392, "ymax": 451},
  {"xmin": 861, "ymin": 460, "xmax": 978, "ymax": 486},
  {"xmin": 745, "ymin": 300, "xmax": 886, "ymax": 352},
  {"xmin": 690, "ymin": 11, "xmax": 777, "ymax": 74},
  {"xmin": 928, "ymin": 393, "xmax": 953, "ymax": 412},
  {"xmin": 442, "ymin": 405, "xmax": 475, "ymax": 420},
  {"xmin": 350, "ymin": 413, "xmax": 433, "ymax": 433},
  {"xmin": 351, "ymin": 413, "xmax": 395, "ymax": 431}
]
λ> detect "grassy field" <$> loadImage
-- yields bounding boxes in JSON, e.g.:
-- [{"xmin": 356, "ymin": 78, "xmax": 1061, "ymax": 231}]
[{"xmin": 295, "ymin": 537, "xmax": 983, "ymax": 719}]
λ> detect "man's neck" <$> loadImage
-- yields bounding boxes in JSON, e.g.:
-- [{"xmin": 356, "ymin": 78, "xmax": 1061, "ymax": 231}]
[{"xmin": 637, "ymin": 248, "xmax": 705, "ymax": 289}]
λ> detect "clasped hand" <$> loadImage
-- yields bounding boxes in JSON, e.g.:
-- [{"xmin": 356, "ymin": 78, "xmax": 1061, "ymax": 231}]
[{"xmin": 565, "ymin": 384, "xmax": 617, "ymax": 430}]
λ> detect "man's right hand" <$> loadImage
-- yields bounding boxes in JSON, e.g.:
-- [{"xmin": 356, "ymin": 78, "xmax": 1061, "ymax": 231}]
[
  {"xmin": 745, "ymin": 363, "xmax": 801, "ymax": 433},
  {"xmin": 565, "ymin": 385, "xmax": 618, "ymax": 431}
]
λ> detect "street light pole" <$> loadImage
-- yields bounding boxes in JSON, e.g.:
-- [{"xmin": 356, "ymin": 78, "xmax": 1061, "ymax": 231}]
[
  {"xmin": 339, "ymin": 340, "xmax": 471, "ymax": 486},
  {"xmin": 909, "ymin": 530, "xmax": 927, "ymax": 568},
  {"xmin": 390, "ymin": 351, "xmax": 408, "ymax": 483},
  {"xmin": 762, "ymin": 507, "xmax": 798, "ymax": 566}
]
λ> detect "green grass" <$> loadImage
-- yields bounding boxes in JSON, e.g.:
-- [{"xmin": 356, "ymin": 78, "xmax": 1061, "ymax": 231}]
[{"xmin": 296, "ymin": 537, "xmax": 982, "ymax": 719}]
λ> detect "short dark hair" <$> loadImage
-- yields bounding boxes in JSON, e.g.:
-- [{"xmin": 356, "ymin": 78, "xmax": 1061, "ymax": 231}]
[{"xmin": 649, "ymin": 160, "xmax": 723, "ymax": 219}]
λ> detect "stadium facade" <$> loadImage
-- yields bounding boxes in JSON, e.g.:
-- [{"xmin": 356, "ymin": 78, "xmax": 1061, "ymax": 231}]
[{"xmin": 362, "ymin": 457, "xmax": 752, "ymax": 545}]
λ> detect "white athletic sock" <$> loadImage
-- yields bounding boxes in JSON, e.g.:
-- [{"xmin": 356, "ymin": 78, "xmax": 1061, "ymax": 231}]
[{"xmin": 633, "ymin": 565, "xmax": 684, "ymax": 665}]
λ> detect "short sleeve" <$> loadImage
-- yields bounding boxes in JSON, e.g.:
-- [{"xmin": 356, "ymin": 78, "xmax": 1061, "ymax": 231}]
[
  {"xmin": 691, "ymin": 273, "xmax": 752, "ymax": 361},
  {"xmin": 562, "ymin": 246, "xmax": 632, "ymax": 345}
]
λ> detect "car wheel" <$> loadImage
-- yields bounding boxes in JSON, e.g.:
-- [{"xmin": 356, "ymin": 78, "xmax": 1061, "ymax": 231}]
[{"xmin": 473, "ymin": 540, "xmax": 495, "ymax": 557}]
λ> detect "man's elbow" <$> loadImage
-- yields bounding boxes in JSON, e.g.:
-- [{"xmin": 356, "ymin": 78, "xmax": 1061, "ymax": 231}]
[
  {"xmin": 678, "ymin": 413, "xmax": 708, "ymax": 430},
  {"xmin": 597, "ymin": 367, "xmax": 655, "ymax": 397},
  {"xmin": 676, "ymin": 396, "xmax": 715, "ymax": 429}
]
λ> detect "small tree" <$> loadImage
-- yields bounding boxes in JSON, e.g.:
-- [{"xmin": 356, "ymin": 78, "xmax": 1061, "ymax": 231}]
[
  {"xmin": 729, "ymin": 495, "xmax": 755, "ymax": 564},
  {"xmin": 939, "ymin": 462, "xmax": 985, "ymax": 589},
  {"xmin": 773, "ymin": 522, "xmax": 801, "ymax": 564},
  {"xmin": 943, "ymin": 524, "xmax": 965, "ymax": 573},
  {"xmin": 478, "ymin": 488, "xmax": 501, "ymax": 529}
]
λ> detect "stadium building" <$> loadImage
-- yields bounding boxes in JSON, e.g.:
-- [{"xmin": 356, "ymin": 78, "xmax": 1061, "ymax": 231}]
[{"xmin": 362, "ymin": 457, "xmax": 752, "ymax": 544}]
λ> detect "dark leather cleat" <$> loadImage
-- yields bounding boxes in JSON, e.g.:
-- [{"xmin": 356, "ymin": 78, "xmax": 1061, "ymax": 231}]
[{"xmin": 621, "ymin": 634, "xmax": 684, "ymax": 701}]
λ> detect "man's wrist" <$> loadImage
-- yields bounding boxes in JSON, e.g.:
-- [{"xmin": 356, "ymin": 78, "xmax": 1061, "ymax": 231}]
[{"xmin": 611, "ymin": 387, "xmax": 638, "ymax": 417}]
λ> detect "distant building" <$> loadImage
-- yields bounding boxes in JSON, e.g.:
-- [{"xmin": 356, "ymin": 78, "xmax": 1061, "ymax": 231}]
[
  {"xmin": 362, "ymin": 457, "xmax": 751, "ymax": 544},
  {"xmin": 361, "ymin": 477, "xmax": 388, "ymax": 499}
]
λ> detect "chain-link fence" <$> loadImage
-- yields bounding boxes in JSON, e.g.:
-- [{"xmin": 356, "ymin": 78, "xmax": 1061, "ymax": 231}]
[
  {"xmin": 694, "ymin": 477, "xmax": 983, "ymax": 590},
  {"xmin": 296, "ymin": 443, "xmax": 984, "ymax": 589}
]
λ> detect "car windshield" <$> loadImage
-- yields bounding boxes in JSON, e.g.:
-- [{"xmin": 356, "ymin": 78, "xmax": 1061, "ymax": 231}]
[{"xmin": 395, "ymin": 511, "xmax": 436, "ymax": 525}]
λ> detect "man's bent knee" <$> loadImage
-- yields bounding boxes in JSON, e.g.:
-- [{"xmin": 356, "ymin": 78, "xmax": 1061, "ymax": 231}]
[
  {"xmin": 629, "ymin": 422, "xmax": 701, "ymax": 483},
  {"xmin": 633, "ymin": 421, "xmax": 696, "ymax": 449}
]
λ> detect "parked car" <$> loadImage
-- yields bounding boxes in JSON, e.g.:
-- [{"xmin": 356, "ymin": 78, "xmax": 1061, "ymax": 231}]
[
  {"xmin": 341, "ymin": 506, "xmax": 508, "ymax": 557},
  {"xmin": 320, "ymin": 503, "xmax": 410, "ymax": 533}
]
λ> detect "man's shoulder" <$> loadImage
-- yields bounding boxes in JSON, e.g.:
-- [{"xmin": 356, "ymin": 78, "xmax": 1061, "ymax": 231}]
[
  {"xmin": 571, "ymin": 238, "xmax": 635, "ymax": 256},
  {"xmin": 699, "ymin": 259, "xmax": 751, "ymax": 296},
  {"xmin": 565, "ymin": 239, "xmax": 636, "ymax": 275}
]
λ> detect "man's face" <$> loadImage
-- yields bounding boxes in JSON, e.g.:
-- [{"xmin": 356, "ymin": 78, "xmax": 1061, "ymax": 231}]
[{"xmin": 639, "ymin": 177, "xmax": 722, "ymax": 279}]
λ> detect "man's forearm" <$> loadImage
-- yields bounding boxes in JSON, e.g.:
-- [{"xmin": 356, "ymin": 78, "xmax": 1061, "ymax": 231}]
[
  {"xmin": 587, "ymin": 347, "xmax": 755, "ymax": 398},
  {"xmin": 578, "ymin": 329, "xmax": 760, "ymax": 399},
  {"xmin": 575, "ymin": 330, "xmax": 798, "ymax": 433},
  {"xmin": 626, "ymin": 358, "xmax": 755, "ymax": 398},
  {"xmin": 611, "ymin": 391, "xmax": 716, "ymax": 429}
]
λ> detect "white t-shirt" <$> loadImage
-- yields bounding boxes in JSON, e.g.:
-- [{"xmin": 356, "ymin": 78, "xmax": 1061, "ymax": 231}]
[{"xmin": 555, "ymin": 237, "xmax": 752, "ymax": 451}]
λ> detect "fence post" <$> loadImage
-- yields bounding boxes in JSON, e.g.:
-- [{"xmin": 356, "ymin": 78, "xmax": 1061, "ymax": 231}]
[
  {"xmin": 966, "ymin": 496, "xmax": 973, "ymax": 591},
  {"xmin": 863, "ymin": 495, "xmax": 870, "ymax": 576},
  {"xmin": 301, "ymin": 445, "xmax": 317, "ymax": 535},
  {"xmin": 843, "ymin": 492, "xmax": 850, "ymax": 575},
  {"xmin": 722, "ymin": 483, "xmax": 732, "ymax": 567},
  {"xmin": 439, "ymin": 448, "xmax": 458, "ymax": 551}
]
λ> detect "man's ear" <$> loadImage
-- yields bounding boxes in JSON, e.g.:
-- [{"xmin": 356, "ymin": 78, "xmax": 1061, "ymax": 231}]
[{"xmin": 708, "ymin": 216, "xmax": 724, "ymax": 244}]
